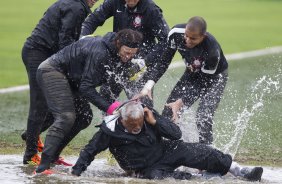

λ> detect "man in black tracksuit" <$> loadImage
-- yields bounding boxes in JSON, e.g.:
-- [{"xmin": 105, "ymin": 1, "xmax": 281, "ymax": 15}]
[
  {"xmin": 80, "ymin": 0, "xmax": 170, "ymax": 105},
  {"xmin": 21, "ymin": 0, "xmax": 94, "ymax": 164},
  {"xmin": 35, "ymin": 29, "xmax": 143, "ymax": 173},
  {"xmin": 71, "ymin": 101, "xmax": 263, "ymax": 181},
  {"xmin": 160, "ymin": 17, "xmax": 229, "ymax": 145}
]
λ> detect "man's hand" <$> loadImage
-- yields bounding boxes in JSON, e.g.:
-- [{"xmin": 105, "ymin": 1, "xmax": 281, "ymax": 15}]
[
  {"xmin": 133, "ymin": 80, "xmax": 155, "ymax": 100},
  {"xmin": 144, "ymin": 107, "xmax": 156, "ymax": 125},
  {"xmin": 165, "ymin": 99, "xmax": 184, "ymax": 122},
  {"xmin": 133, "ymin": 89, "xmax": 153, "ymax": 100}
]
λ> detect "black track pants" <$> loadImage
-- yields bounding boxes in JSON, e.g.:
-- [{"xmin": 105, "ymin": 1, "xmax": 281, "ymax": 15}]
[
  {"xmin": 36, "ymin": 62, "xmax": 92, "ymax": 170},
  {"xmin": 22, "ymin": 45, "xmax": 53, "ymax": 161},
  {"xmin": 162, "ymin": 70, "xmax": 228, "ymax": 144},
  {"xmin": 141, "ymin": 141, "xmax": 232, "ymax": 179}
]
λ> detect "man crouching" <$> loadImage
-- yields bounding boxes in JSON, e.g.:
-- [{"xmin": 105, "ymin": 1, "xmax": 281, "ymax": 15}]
[{"xmin": 72, "ymin": 101, "xmax": 263, "ymax": 181}]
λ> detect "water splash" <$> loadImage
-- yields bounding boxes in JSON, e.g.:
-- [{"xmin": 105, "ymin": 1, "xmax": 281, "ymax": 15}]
[
  {"xmin": 174, "ymin": 58, "xmax": 282, "ymax": 159},
  {"xmin": 220, "ymin": 71, "xmax": 281, "ymax": 157}
]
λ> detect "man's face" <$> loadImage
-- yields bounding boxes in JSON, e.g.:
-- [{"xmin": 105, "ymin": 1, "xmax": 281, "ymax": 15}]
[
  {"xmin": 118, "ymin": 45, "xmax": 138, "ymax": 63},
  {"xmin": 121, "ymin": 115, "xmax": 144, "ymax": 134},
  {"xmin": 86, "ymin": 0, "xmax": 98, "ymax": 8},
  {"xmin": 125, "ymin": 0, "xmax": 140, "ymax": 8},
  {"xmin": 184, "ymin": 26, "xmax": 205, "ymax": 49}
]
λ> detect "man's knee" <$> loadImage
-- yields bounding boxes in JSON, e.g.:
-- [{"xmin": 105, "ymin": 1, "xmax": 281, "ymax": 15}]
[
  {"xmin": 47, "ymin": 112, "xmax": 76, "ymax": 138},
  {"xmin": 61, "ymin": 112, "xmax": 76, "ymax": 123},
  {"xmin": 54, "ymin": 112, "xmax": 76, "ymax": 129}
]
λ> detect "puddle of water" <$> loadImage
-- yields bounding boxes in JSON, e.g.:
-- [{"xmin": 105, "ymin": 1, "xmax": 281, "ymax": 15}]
[{"xmin": 0, "ymin": 155, "xmax": 281, "ymax": 184}]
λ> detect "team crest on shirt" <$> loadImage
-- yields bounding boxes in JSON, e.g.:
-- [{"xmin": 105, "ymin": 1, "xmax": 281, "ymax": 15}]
[
  {"xmin": 185, "ymin": 57, "xmax": 204, "ymax": 72},
  {"xmin": 133, "ymin": 15, "xmax": 142, "ymax": 27}
]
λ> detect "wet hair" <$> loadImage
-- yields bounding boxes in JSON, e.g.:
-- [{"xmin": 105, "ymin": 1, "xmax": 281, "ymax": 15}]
[
  {"xmin": 186, "ymin": 16, "xmax": 207, "ymax": 35},
  {"xmin": 120, "ymin": 101, "xmax": 144, "ymax": 121},
  {"xmin": 114, "ymin": 29, "xmax": 143, "ymax": 48}
]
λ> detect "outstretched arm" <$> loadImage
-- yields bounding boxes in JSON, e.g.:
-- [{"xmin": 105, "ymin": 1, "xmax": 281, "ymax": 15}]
[
  {"xmin": 80, "ymin": 0, "xmax": 114, "ymax": 36},
  {"xmin": 79, "ymin": 53, "xmax": 112, "ymax": 112},
  {"xmin": 72, "ymin": 130, "xmax": 110, "ymax": 176}
]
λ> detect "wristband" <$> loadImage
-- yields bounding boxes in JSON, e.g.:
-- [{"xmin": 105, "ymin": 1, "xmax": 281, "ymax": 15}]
[
  {"xmin": 106, "ymin": 101, "xmax": 121, "ymax": 115},
  {"xmin": 141, "ymin": 80, "xmax": 155, "ymax": 95}
]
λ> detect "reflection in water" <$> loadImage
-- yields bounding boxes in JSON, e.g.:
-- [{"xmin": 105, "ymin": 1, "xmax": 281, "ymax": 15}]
[{"xmin": 0, "ymin": 155, "xmax": 281, "ymax": 183}]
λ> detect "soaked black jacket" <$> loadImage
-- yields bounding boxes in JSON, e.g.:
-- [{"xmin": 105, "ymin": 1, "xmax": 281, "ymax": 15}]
[
  {"xmin": 81, "ymin": 0, "xmax": 169, "ymax": 71},
  {"xmin": 72, "ymin": 111, "xmax": 182, "ymax": 175},
  {"xmin": 48, "ymin": 32, "xmax": 125, "ymax": 112},
  {"xmin": 151, "ymin": 24, "xmax": 228, "ymax": 81},
  {"xmin": 24, "ymin": 0, "xmax": 91, "ymax": 53}
]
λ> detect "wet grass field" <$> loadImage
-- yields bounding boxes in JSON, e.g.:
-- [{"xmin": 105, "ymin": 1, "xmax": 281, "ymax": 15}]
[
  {"xmin": 1, "ymin": 155, "xmax": 282, "ymax": 183},
  {"xmin": 0, "ymin": 53, "xmax": 281, "ymax": 167},
  {"xmin": 0, "ymin": 0, "xmax": 282, "ymax": 182}
]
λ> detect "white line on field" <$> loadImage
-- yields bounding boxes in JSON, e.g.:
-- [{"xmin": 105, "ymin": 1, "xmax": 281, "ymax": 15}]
[
  {"xmin": 1, "ymin": 46, "xmax": 282, "ymax": 94},
  {"xmin": 168, "ymin": 46, "xmax": 282, "ymax": 69},
  {"xmin": 0, "ymin": 85, "xmax": 29, "ymax": 94}
]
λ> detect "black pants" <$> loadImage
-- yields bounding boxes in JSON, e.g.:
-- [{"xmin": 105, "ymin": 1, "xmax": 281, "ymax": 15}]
[
  {"xmin": 162, "ymin": 70, "xmax": 228, "ymax": 144},
  {"xmin": 21, "ymin": 45, "xmax": 54, "ymax": 161},
  {"xmin": 141, "ymin": 141, "xmax": 232, "ymax": 180},
  {"xmin": 36, "ymin": 62, "xmax": 92, "ymax": 171}
]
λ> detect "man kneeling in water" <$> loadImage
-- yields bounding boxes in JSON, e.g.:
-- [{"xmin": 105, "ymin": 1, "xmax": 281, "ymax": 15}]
[{"xmin": 71, "ymin": 100, "xmax": 263, "ymax": 181}]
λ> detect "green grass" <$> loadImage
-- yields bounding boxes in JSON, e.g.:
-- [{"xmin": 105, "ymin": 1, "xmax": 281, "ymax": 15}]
[
  {"xmin": 1, "ymin": 53, "xmax": 282, "ymax": 166},
  {"xmin": 0, "ymin": 0, "xmax": 282, "ymax": 88}
]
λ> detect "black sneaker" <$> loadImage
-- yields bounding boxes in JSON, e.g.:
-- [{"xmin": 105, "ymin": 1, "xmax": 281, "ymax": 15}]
[{"xmin": 242, "ymin": 167, "xmax": 263, "ymax": 181}]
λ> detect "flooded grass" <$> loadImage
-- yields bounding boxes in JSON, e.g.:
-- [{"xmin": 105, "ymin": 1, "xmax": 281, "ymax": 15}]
[
  {"xmin": 0, "ymin": 155, "xmax": 282, "ymax": 184},
  {"xmin": 0, "ymin": 54, "xmax": 281, "ymax": 182}
]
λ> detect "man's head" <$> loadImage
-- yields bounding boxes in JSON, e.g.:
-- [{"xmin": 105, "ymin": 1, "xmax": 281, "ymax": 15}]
[
  {"xmin": 115, "ymin": 29, "xmax": 143, "ymax": 63},
  {"xmin": 125, "ymin": 0, "xmax": 140, "ymax": 8},
  {"xmin": 184, "ymin": 16, "xmax": 207, "ymax": 48},
  {"xmin": 86, "ymin": 0, "xmax": 98, "ymax": 8},
  {"xmin": 120, "ymin": 101, "xmax": 144, "ymax": 134}
]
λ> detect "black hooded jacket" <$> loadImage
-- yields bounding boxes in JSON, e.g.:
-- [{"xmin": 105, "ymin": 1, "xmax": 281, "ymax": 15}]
[
  {"xmin": 47, "ymin": 32, "xmax": 124, "ymax": 112},
  {"xmin": 72, "ymin": 110, "xmax": 182, "ymax": 175},
  {"xmin": 24, "ymin": 0, "xmax": 91, "ymax": 53},
  {"xmin": 80, "ymin": 0, "xmax": 169, "ymax": 74},
  {"xmin": 150, "ymin": 24, "xmax": 228, "ymax": 82}
]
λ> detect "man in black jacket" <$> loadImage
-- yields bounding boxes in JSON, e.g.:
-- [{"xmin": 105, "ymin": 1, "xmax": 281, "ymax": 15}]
[
  {"xmin": 21, "ymin": 0, "xmax": 95, "ymax": 165},
  {"xmin": 80, "ymin": 0, "xmax": 170, "ymax": 106},
  {"xmin": 71, "ymin": 101, "xmax": 263, "ymax": 181},
  {"xmin": 160, "ymin": 16, "xmax": 229, "ymax": 144},
  {"xmin": 35, "ymin": 29, "xmax": 143, "ymax": 174}
]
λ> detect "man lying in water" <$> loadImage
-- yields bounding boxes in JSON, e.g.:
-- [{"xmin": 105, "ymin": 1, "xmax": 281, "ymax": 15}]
[{"xmin": 71, "ymin": 100, "xmax": 263, "ymax": 181}]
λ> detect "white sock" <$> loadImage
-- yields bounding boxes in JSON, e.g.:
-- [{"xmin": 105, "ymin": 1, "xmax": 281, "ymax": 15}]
[{"xmin": 229, "ymin": 162, "xmax": 244, "ymax": 177}]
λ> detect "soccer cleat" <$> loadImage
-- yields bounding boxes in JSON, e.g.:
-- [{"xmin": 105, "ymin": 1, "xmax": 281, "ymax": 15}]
[
  {"xmin": 26, "ymin": 154, "xmax": 41, "ymax": 166},
  {"xmin": 37, "ymin": 136, "xmax": 44, "ymax": 152},
  {"xmin": 33, "ymin": 169, "xmax": 54, "ymax": 175},
  {"xmin": 242, "ymin": 167, "xmax": 263, "ymax": 181},
  {"xmin": 54, "ymin": 157, "xmax": 73, "ymax": 166}
]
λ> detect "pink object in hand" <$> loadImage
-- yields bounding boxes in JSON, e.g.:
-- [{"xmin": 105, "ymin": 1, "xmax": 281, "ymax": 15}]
[{"xmin": 107, "ymin": 101, "xmax": 121, "ymax": 115}]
